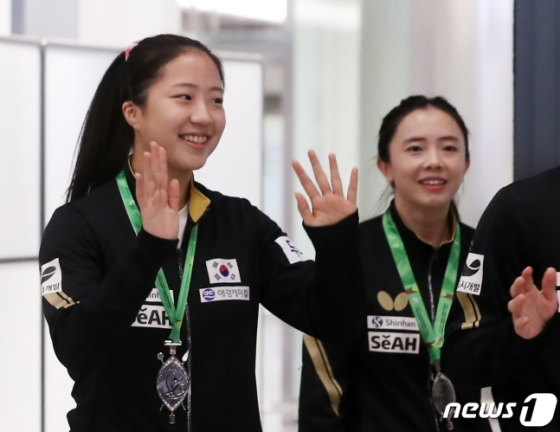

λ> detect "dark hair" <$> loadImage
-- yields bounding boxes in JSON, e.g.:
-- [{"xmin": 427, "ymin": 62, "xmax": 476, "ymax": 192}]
[
  {"xmin": 67, "ymin": 34, "xmax": 224, "ymax": 202},
  {"xmin": 377, "ymin": 95, "xmax": 469, "ymax": 163}
]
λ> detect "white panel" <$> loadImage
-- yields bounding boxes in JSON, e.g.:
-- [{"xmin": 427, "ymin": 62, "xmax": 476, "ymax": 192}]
[
  {"xmin": 0, "ymin": 262, "xmax": 41, "ymax": 431},
  {"xmin": 195, "ymin": 60, "xmax": 264, "ymax": 208},
  {"xmin": 44, "ymin": 322, "xmax": 75, "ymax": 432},
  {"xmin": 44, "ymin": 45, "xmax": 117, "ymax": 223},
  {"xmin": 0, "ymin": 0, "xmax": 10, "ymax": 35},
  {"xmin": 0, "ymin": 41, "xmax": 41, "ymax": 259}
]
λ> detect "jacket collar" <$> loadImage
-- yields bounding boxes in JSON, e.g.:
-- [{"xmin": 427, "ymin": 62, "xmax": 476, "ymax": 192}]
[{"xmin": 388, "ymin": 200, "xmax": 457, "ymax": 250}]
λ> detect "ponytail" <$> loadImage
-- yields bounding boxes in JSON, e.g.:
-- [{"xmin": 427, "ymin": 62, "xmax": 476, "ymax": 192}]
[{"xmin": 67, "ymin": 53, "xmax": 132, "ymax": 201}]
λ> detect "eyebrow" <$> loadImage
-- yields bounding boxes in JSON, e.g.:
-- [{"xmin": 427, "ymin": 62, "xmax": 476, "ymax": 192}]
[
  {"xmin": 172, "ymin": 82, "xmax": 224, "ymax": 93},
  {"xmin": 402, "ymin": 135, "xmax": 460, "ymax": 144}
]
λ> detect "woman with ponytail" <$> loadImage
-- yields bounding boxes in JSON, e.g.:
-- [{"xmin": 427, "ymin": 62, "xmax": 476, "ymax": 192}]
[{"xmin": 41, "ymin": 34, "xmax": 362, "ymax": 432}]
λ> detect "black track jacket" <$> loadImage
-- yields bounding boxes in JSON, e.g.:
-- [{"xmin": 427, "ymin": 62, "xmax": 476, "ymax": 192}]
[
  {"xmin": 299, "ymin": 202, "xmax": 492, "ymax": 432},
  {"xmin": 444, "ymin": 167, "xmax": 560, "ymax": 431},
  {"xmin": 40, "ymin": 169, "xmax": 364, "ymax": 432}
]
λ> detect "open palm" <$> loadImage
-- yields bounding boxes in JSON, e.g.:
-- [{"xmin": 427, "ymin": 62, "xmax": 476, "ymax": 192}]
[
  {"xmin": 292, "ymin": 150, "xmax": 358, "ymax": 227},
  {"xmin": 135, "ymin": 142, "xmax": 180, "ymax": 240},
  {"xmin": 508, "ymin": 266, "xmax": 558, "ymax": 339}
]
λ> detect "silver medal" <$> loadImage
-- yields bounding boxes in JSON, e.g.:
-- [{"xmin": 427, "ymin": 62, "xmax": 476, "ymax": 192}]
[
  {"xmin": 156, "ymin": 342, "xmax": 189, "ymax": 424},
  {"xmin": 431, "ymin": 363, "xmax": 456, "ymax": 430}
]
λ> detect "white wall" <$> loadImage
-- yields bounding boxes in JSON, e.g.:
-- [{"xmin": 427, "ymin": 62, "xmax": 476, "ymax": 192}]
[
  {"xmin": 45, "ymin": 45, "xmax": 117, "ymax": 221},
  {"xmin": 0, "ymin": 262, "xmax": 42, "ymax": 432},
  {"xmin": 0, "ymin": 40, "xmax": 41, "ymax": 259},
  {"xmin": 78, "ymin": 0, "xmax": 181, "ymax": 48},
  {"xmin": 0, "ymin": 0, "xmax": 10, "ymax": 35},
  {"xmin": 359, "ymin": 0, "xmax": 514, "ymax": 227},
  {"xmin": 292, "ymin": 0, "xmax": 361, "ymax": 256}
]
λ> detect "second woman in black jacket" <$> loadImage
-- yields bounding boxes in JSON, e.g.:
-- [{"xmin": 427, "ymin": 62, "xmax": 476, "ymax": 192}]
[{"xmin": 298, "ymin": 96, "xmax": 492, "ymax": 432}]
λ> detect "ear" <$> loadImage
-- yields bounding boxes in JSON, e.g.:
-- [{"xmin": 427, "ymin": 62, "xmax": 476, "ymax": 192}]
[
  {"xmin": 377, "ymin": 158, "xmax": 394, "ymax": 184},
  {"xmin": 464, "ymin": 157, "xmax": 471, "ymax": 175},
  {"xmin": 122, "ymin": 101, "xmax": 141, "ymax": 129}
]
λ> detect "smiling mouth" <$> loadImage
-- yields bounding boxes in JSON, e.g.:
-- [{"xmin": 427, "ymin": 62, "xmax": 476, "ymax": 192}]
[
  {"xmin": 179, "ymin": 134, "xmax": 208, "ymax": 143},
  {"xmin": 419, "ymin": 179, "xmax": 446, "ymax": 185}
]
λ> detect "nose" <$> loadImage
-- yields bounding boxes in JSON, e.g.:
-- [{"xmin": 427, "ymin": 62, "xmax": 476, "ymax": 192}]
[
  {"xmin": 424, "ymin": 147, "xmax": 443, "ymax": 169},
  {"xmin": 190, "ymin": 100, "xmax": 212, "ymax": 125}
]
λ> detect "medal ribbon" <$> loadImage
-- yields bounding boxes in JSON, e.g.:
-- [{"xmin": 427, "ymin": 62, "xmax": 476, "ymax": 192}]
[
  {"xmin": 117, "ymin": 170, "xmax": 198, "ymax": 344},
  {"xmin": 382, "ymin": 209, "xmax": 460, "ymax": 363}
]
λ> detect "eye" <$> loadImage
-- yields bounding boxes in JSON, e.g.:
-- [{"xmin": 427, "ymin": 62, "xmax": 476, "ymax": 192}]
[
  {"xmin": 176, "ymin": 94, "xmax": 192, "ymax": 101},
  {"xmin": 443, "ymin": 145, "xmax": 458, "ymax": 152},
  {"xmin": 406, "ymin": 145, "xmax": 422, "ymax": 153},
  {"xmin": 213, "ymin": 98, "xmax": 224, "ymax": 105}
]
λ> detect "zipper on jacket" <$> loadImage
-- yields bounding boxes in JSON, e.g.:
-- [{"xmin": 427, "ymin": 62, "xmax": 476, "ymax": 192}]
[
  {"xmin": 177, "ymin": 247, "xmax": 193, "ymax": 432},
  {"xmin": 427, "ymin": 248, "xmax": 439, "ymax": 323}
]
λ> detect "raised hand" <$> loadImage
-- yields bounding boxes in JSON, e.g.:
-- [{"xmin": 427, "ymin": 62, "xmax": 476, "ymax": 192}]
[
  {"xmin": 292, "ymin": 150, "xmax": 358, "ymax": 227},
  {"xmin": 508, "ymin": 266, "xmax": 558, "ymax": 339},
  {"xmin": 135, "ymin": 142, "xmax": 180, "ymax": 240}
]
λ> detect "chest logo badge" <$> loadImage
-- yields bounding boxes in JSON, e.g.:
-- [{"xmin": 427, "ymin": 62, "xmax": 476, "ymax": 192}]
[{"xmin": 377, "ymin": 291, "xmax": 408, "ymax": 312}]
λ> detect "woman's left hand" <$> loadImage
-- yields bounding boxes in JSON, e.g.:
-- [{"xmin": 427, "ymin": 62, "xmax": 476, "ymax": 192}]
[{"xmin": 292, "ymin": 150, "xmax": 358, "ymax": 227}]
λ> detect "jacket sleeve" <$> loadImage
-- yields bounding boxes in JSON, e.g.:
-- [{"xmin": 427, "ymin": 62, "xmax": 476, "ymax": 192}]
[
  {"xmin": 257, "ymin": 207, "xmax": 364, "ymax": 346},
  {"xmin": 40, "ymin": 204, "xmax": 178, "ymax": 378},
  {"xmin": 442, "ymin": 187, "xmax": 560, "ymax": 389},
  {"xmin": 298, "ymin": 335, "xmax": 353, "ymax": 432}
]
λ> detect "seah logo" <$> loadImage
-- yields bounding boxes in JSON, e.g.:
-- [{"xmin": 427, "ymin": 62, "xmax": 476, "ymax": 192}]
[
  {"xmin": 275, "ymin": 236, "xmax": 307, "ymax": 264},
  {"xmin": 367, "ymin": 315, "xmax": 418, "ymax": 331},
  {"xmin": 457, "ymin": 253, "xmax": 484, "ymax": 295},
  {"xmin": 444, "ymin": 393, "xmax": 557, "ymax": 426},
  {"xmin": 368, "ymin": 331, "xmax": 420, "ymax": 354},
  {"xmin": 41, "ymin": 258, "xmax": 62, "ymax": 295},
  {"xmin": 132, "ymin": 305, "xmax": 172, "ymax": 329},
  {"xmin": 205, "ymin": 259, "xmax": 241, "ymax": 284}
]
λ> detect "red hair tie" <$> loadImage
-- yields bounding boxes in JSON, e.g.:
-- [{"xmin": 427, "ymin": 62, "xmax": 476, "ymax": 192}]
[{"xmin": 124, "ymin": 40, "xmax": 141, "ymax": 61}]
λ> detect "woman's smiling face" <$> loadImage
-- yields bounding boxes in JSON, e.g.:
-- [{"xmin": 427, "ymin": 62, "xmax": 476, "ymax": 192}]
[
  {"xmin": 378, "ymin": 106, "xmax": 470, "ymax": 212},
  {"xmin": 126, "ymin": 50, "xmax": 226, "ymax": 178}
]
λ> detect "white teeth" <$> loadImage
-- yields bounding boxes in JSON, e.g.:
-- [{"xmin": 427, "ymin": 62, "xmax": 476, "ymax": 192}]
[
  {"xmin": 421, "ymin": 179, "xmax": 445, "ymax": 185},
  {"xmin": 181, "ymin": 135, "xmax": 208, "ymax": 143}
]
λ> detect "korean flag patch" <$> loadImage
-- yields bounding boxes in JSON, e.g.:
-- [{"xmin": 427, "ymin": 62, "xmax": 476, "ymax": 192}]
[
  {"xmin": 275, "ymin": 236, "xmax": 306, "ymax": 264},
  {"xmin": 206, "ymin": 259, "xmax": 241, "ymax": 284}
]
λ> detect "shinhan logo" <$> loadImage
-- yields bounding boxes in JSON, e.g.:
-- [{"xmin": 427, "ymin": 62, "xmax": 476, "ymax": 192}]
[
  {"xmin": 371, "ymin": 316, "xmax": 383, "ymax": 328},
  {"xmin": 444, "ymin": 393, "xmax": 557, "ymax": 426}
]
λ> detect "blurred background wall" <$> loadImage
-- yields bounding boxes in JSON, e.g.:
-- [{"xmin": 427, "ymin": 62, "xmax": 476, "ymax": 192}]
[{"xmin": 0, "ymin": 0, "xmax": 535, "ymax": 431}]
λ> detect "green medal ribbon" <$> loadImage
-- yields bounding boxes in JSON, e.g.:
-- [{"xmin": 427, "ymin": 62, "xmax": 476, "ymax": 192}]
[
  {"xmin": 382, "ymin": 209, "xmax": 460, "ymax": 363},
  {"xmin": 116, "ymin": 170, "xmax": 198, "ymax": 344}
]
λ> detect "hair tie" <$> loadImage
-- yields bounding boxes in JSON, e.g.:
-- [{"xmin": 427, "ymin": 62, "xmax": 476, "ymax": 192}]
[{"xmin": 124, "ymin": 40, "xmax": 141, "ymax": 61}]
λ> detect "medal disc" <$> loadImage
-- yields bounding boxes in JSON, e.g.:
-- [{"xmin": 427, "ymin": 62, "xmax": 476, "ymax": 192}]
[
  {"xmin": 431, "ymin": 371, "xmax": 456, "ymax": 415},
  {"xmin": 156, "ymin": 355, "xmax": 189, "ymax": 413}
]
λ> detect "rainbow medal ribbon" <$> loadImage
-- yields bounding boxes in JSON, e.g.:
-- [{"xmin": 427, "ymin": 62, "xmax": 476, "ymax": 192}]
[
  {"xmin": 117, "ymin": 171, "xmax": 198, "ymax": 424},
  {"xmin": 382, "ymin": 209, "xmax": 461, "ymax": 430}
]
